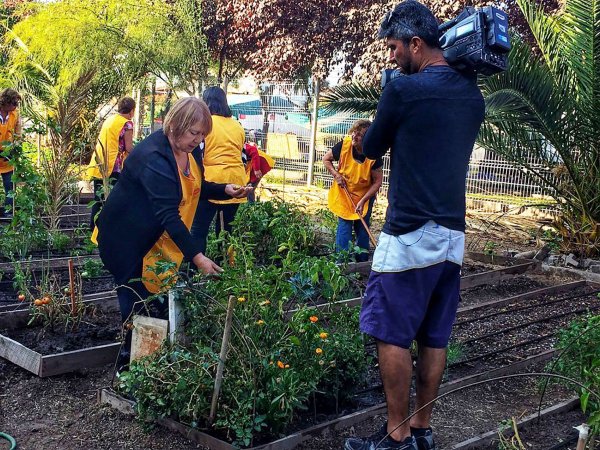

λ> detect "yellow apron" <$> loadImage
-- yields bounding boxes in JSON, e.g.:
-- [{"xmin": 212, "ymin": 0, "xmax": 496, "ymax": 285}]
[
  {"xmin": 141, "ymin": 156, "xmax": 202, "ymax": 293},
  {"xmin": 327, "ymin": 137, "xmax": 376, "ymax": 220},
  {"xmin": 203, "ymin": 116, "xmax": 247, "ymax": 205},
  {"xmin": 0, "ymin": 111, "xmax": 19, "ymax": 174},
  {"xmin": 87, "ymin": 114, "xmax": 129, "ymax": 180}
]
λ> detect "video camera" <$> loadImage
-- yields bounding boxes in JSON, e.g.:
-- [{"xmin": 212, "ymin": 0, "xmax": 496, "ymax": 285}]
[{"xmin": 381, "ymin": 6, "xmax": 511, "ymax": 88}]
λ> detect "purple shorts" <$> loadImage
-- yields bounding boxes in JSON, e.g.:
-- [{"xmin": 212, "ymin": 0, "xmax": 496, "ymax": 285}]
[{"xmin": 359, "ymin": 261, "xmax": 461, "ymax": 349}]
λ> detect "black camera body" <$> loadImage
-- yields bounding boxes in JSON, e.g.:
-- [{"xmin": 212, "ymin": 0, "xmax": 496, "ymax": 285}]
[
  {"xmin": 381, "ymin": 6, "xmax": 510, "ymax": 87},
  {"xmin": 439, "ymin": 6, "xmax": 510, "ymax": 76}
]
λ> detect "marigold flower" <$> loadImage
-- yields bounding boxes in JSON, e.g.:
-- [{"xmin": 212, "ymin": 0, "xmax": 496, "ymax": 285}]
[
  {"xmin": 309, "ymin": 316, "xmax": 319, "ymax": 323},
  {"xmin": 277, "ymin": 360, "xmax": 285, "ymax": 369},
  {"xmin": 319, "ymin": 332, "xmax": 328, "ymax": 339},
  {"xmin": 238, "ymin": 297, "xmax": 246, "ymax": 303},
  {"xmin": 315, "ymin": 348, "xmax": 323, "ymax": 355},
  {"xmin": 256, "ymin": 320, "xmax": 265, "ymax": 326}
]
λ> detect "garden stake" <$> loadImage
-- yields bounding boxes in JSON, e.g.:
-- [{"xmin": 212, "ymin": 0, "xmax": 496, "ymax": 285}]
[
  {"xmin": 209, "ymin": 294, "xmax": 236, "ymax": 426},
  {"xmin": 68, "ymin": 259, "xmax": 76, "ymax": 316},
  {"xmin": 341, "ymin": 185, "xmax": 377, "ymax": 247}
]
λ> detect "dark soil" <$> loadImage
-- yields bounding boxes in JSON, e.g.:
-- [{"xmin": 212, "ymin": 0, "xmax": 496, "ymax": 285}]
[{"xmin": 2, "ymin": 309, "xmax": 121, "ymax": 354}]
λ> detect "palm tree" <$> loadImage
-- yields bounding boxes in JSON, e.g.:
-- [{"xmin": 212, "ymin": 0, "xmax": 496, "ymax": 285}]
[{"xmin": 321, "ymin": 0, "xmax": 600, "ymax": 256}]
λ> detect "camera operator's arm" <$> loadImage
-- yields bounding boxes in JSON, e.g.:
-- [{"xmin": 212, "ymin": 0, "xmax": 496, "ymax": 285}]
[
  {"xmin": 363, "ymin": 85, "xmax": 403, "ymax": 159},
  {"xmin": 355, "ymin": 167, "xmax": 383, "ymax": 214},
  {"xmin": 323, "ymin": 144, "xmax": 346, "ymax": 187}
]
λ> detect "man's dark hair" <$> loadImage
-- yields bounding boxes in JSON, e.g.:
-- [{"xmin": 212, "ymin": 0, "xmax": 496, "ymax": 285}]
[
  {"xmin": 379, "ymin": 0, "xmax": 440, "ymax": 48},
  {"xmin": 202, "ymin": 86, "xmax": 232, "ymax": 117},
  {"xmin": 117, "ymin": 97, "xmax": 136, "ymax": 114},
  {"xmin": 0, "ymin": 88, "xmax": 21, "ymax": 108}
]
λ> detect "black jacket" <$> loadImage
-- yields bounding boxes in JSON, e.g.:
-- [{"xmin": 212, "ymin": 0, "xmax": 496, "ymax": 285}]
[{"xmin": 96, "ymin": 129, "xmax": 229, "ymax": 284}]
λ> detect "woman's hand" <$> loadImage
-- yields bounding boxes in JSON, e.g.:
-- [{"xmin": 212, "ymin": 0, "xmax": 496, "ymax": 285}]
[
  {"xmin": 192, "ymin": 253, "xmax": 223, "ymax": 275},
  {"xmin": 225, "ymin": 184, "xmax": 252, "ymax": 198},
  {"xmin": 253, "ymin": 169, "xmax": 263, "ymax": 180}
]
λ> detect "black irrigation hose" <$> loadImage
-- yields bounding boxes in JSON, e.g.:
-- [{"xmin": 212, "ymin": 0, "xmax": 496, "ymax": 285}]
[
  {"xmin": 375, "ymin": 372, "xmax": 600, "ymax": 450},
  {"xmin": 459, "ymin": 303, "xmax": 600, "ymax": 345},
  {"xmin": 455, "ymin": 288, "xmax": 600, "ymax": 326}
]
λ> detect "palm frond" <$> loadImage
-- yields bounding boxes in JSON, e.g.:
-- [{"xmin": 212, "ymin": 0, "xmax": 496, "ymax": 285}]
[{"xmin": 319, "ymin": 83, "xmax": 380, "ymax": 115}]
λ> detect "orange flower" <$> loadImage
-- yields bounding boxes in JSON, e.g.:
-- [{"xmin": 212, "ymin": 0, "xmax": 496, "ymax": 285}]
[
  {"xmin": 260, "ymin": 300, "xmax": 271, "ymax": 306},
  {"xmin": 256, "ymin": 320, "xmax": 265, "ymax": 326},
  {"xmin": 309, "ymin": 316, "xmax": 318, "ymax": 323},
  {"xmin": 315, "ymin": 348, "xmax": 323, "ymax": 355},
  {"xmin": 237, "ymin": 297, "xmax": 246, "ymax": 303},
  {"xmin": 319, "ymin": 332, "xmax": 328, "ymax": 339},
  {"xmin": 277, "ymin": 360, "xmax": 285, "ymax": 369}
]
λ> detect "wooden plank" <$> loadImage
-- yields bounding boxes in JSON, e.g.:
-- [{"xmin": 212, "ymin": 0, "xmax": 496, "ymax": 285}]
[
  {"xmin": 344, "ymin": 261, "xmax": 372, "ymax": 277},
  {"xmin": 460, "ymin": 262, "xmax": 535, "ymax": 290},
  {"xmin": 99, "ymin": 388, "xmax": 135, "ymax": 415},
  {"xmin": 0, "ymin": 253, "xmax": 101, "ymax": 272},
  {"xmin": 464, "ymin": 251, "xmax": 535, "ymax": 266},
  {"xmin": 457, "ymin": 280, "xmax": 587, "ymax": 315},
  {"xmin": 39, "ymin": 342, "xmax": 120, "ymax": 377},
  {"xmin": 158, "ymin": 418, "xmax": 236, "ymax": 450},
  {"xmin": 450, "ymin": 397, "xmax": 580, "ymax": 449},
  {"xmin": 0, "ymin": 334, "xmax": 42, "ymax": 374}
]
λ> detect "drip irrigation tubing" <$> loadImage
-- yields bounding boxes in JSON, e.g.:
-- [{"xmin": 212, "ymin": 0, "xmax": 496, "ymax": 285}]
[
  {"xmin": 459, "ymin": 302, "xmax": 600, "ymax": 345},
  {"xmin": 455, "ymin": 288, "xmax": 600, "ymax": 326}
]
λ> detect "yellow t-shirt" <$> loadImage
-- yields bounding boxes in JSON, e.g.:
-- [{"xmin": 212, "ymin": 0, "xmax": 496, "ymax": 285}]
[
  {"xmin": 0, "ymin": 111, "xmax": 19, "ymax": 174},
  {"xmin": 202, "ymin": 115, "xmax": 247, "ymax": 205}
]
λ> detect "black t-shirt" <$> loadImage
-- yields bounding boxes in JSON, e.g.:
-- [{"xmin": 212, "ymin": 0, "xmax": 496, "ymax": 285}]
[
  {"xmin": 331, "ymin": 141, "xmax": 383, "ymax": 170},
  {"xmin": 363, "ymin": 65, "xmax": 485, "ymax": 235}
]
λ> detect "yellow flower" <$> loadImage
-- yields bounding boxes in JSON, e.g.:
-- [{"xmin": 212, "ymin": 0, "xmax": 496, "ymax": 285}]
[
  {"xmin": 256, "ymin": 320, "xmax": 265, "ymax": 326},
  {"xmin": 237, "ymin": 297, "xmax": 246, "ymax": 303},
  {"xmin": 309, "ymin": 316, "xmax": 319, "ymax": 323},
  {"xmin": 315, "ymin": 348, "xmax": 323, "ymax": 355},
  {"xmin": 260, "ymin": 300, "xmax": 271, "ymax": 306},
  {"xmin": 319, "ymin": 332, "xmax": 328, "ymax": 339},
  {"xmin": 284, "ymin": 364, "xmax": 290, "ymax": 369},
  {"xmin": 277, "ymin": 360, "xmax": 285, "ymax": 369}
]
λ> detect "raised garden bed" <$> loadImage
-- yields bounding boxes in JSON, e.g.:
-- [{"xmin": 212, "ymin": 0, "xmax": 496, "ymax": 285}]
[{"xmin": 0, "ymin": 295, "xmax": 121, "ymax": 376}]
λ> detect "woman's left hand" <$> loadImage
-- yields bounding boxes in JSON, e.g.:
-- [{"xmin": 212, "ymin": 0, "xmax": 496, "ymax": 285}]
[{"xmin": 225, "ymin": 184, "xmax": 253, "ymax": 198}]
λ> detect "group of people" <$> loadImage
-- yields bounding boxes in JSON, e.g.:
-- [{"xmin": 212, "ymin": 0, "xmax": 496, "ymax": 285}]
[{"xmin": 2, "ymin": 1, "xmax": 485, "ymax": 448}]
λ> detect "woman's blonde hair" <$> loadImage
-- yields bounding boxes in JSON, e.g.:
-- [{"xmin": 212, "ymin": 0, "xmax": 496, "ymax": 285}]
[
  {"xmin": 163, "ymin": 97, "xmax": 212, "ymax": 139},
  {"xmin": 348, "ymin": 119, "xmax": 372, "ymax": 135}
]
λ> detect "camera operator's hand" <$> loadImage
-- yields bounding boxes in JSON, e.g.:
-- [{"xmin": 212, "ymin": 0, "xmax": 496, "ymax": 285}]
[{"xmin": 334, "ymin": 172, "xmax": 346, "ymax": 187}]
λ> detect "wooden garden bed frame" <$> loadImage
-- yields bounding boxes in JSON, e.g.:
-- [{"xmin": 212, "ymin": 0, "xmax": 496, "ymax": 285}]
[
  {"xmin": 0, "ymin": 290, "xmax": 120, "ymax": 377},
  {"xmin": 98, "ymin": 278, "xmax": 597, "ymax": 450}
]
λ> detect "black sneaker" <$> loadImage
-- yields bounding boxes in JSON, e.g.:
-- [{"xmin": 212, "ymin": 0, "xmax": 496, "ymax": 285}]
[
  {"xmin": 411, "ymin": 428, "xmax": 435, "ymax": 450},
  {"xmin": 344, "ymin": 434, "xmax": 418, "ymax": 450}
]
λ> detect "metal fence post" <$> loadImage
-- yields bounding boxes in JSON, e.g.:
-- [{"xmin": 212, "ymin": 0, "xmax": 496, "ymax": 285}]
[{"xmin": 307, "ymin": 77, "xmax": 321, "ymax": 187}]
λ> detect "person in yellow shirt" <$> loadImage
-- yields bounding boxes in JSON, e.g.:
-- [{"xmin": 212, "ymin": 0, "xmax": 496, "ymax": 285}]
[
  {"xmin": 87, "ymin": 97, "xmax": 136, "ymax": 230},
  {"xmin": 191, "ymin": 87, "xmax": 246, "ymax": 253},
  {"xmin": 0, "ymin": 88, "xmax": 22, "ymax": 218},
  {"xmin": 323, "ymin": 119, "xmax": 383, "ymax": 262}
]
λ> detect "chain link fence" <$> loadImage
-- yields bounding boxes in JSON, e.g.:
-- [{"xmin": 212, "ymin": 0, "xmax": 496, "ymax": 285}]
[{"xmin": 231, "ymin": 81, "xmax": 555, "ymax": 213}]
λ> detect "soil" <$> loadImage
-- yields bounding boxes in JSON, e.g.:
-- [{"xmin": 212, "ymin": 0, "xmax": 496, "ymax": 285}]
[
  {"xmin": 0, "ymin": 190, "xmax": 595, "ymax": 450},
  {"xmin": 2, "ymin": 309, "xmax": 121, "ymax": 354}
]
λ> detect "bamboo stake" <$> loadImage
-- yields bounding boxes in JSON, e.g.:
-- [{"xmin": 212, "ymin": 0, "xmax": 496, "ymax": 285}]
[
  {"xmin": 67, "ymin": 259, "xmax": 76, "ymax": 316},
  {"xmin": 341, "ymin": 185, "xmax": 377, "ymax": 247},
  {"xmin": 209, "ymin": 295, "xmax": 236, "ymax": 425}
]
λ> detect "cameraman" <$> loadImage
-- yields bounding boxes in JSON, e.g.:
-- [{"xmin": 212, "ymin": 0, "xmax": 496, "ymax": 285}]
[{"xmin": 345, "ymin": 2, "xmax": 485, "ymax": 450}]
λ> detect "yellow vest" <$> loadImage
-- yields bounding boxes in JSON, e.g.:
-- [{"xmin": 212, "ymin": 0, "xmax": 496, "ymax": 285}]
[
  {"xmin": 142, "ymin": 156, "xmax": 202, "ymax": 293},
  {"xmin": 0, "ymin": 111, "xmax": 19, "ymax": 174},
  {"xmin": 203, "ymin": 115, "xmax": 247, "ymax": 205},
  {"xmin": 87, "ymin": 114, "xmax": 130, "ymax": 180},
  {"xmin": 327, "ymin": 137, "xmax": 376, "ymax": 220}
]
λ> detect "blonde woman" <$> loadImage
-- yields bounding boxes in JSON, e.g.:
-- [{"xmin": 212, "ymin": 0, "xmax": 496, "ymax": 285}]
[{"xmin": 95, "ymin": 97, "xmax": 250, "ymax": 369}]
